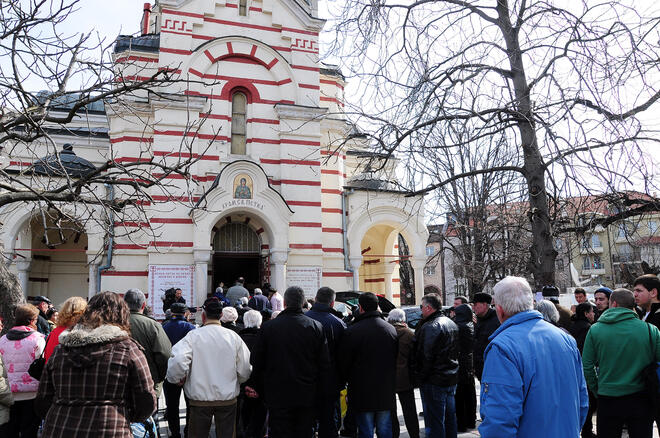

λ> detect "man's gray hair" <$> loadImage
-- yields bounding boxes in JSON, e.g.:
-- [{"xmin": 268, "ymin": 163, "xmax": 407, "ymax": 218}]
[
  {"xmin": 493, "ymin": 276, "xmax": 534, "ymax": 316},
  {"xmin": 254, "ymin": 288, "xmax": 263, "ymax": 295},
  {"xmin": 536, "ymin": 300, "xmax": 559, "ymax": 324},
  {"xmin": 243, "ymin": 310, "xmax": 263, "ymax": 328},
  {"xmin": 221, "ymin": 306, "xmax": 238, "ymax": 323},
  {"xmin": 387, "ymin": 308, "xmax": 406, "ymax": 324},
  {"xmin": 124, "ymin": 288, "xmax": 146, "ymax": 312}
]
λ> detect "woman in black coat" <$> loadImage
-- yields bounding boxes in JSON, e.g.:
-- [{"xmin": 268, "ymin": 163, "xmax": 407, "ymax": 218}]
[
  {"xmin": 569, "ymin": 302, "xmax": 596, "ymax": 437},
  {"xmin": 569, "ymin": 302, "xmax": 595, "ymax": 353},
  {"xmin": 453, "ymin": 304, "xmax": 476, "ymax": 432}
]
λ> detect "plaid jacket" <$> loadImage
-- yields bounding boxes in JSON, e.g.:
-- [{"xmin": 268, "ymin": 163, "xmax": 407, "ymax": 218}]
[{"xmin": 35, "ymin": 324, "xmax": 156, "ymax": 438}]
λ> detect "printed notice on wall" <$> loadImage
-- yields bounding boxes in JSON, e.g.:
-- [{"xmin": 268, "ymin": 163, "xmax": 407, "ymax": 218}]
[
  {"xmin": 148, "ymin": 265, "xmax": 195, "ymax": 320},
  {"xmin": 286, "ymin": 266, "xmax": 322, "ymax": 298}
]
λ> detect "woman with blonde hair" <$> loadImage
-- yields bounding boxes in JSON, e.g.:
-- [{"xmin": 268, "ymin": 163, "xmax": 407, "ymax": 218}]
[{"xmin": 43, "ymin": 296, "xmax": 87, "ymax": 362}]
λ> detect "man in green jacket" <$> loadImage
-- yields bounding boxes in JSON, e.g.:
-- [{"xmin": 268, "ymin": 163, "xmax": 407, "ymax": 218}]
[
  {"xmin": 124, "ymin": 288, "xmax": 172, "ymax": 396},
  {"xmin": 583, "ymin": 288, "xmax": 660, "ymax": 438}
]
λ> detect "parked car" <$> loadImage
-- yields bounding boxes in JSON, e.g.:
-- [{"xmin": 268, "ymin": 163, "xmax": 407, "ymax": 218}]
[
  {"xmin": 333, "ymin": 291, "xmax": 396, "ymax": 321},
  {"xmin": 401, "ymin": 305, "xmax": 454, "ymax": 330}
]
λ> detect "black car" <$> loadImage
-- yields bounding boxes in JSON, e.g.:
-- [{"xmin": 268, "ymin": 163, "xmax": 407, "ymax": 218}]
[{"xmin": 333, "ymin": 291, "xmax": 396, "ymax": 320}]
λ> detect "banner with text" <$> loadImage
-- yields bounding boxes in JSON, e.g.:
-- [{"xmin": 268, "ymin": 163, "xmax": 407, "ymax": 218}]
[
  {"xmin": 148, "ymin": 265, "xmax": 195, "ymax": 319},
  {"xmin": 286, "ymin": 266, "xmax": 322, "ymax": 298}
]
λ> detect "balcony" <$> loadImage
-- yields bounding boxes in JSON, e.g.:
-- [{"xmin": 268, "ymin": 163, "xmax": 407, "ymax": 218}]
[
  {"xmin": 612, "ymin": 253, "xmax": 641, "ymax": 264},
  {"xmin": 580, "ymin": 246, "xmax": 603, "ymax": 255},
  {"xmin": 582, "ymin": 268, "xmax": 606, "ymax": 275}
]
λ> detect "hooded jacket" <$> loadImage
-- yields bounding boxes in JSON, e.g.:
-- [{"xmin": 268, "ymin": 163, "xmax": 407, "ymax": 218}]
[
  {"xmin": 582, "ymin": 307, "xmax": 660, "ymax": 397},
  {"xmin": 453, "ymin": 304, "xmax": 475, "ymax": 382},
  {"xmin": 35, "ymin": 324, "xmax": 157, "ymax": 438},
  {"xmin": 0, "ymin": 326, "xmax": 45, "ymax": 400},
  {"xmin": 479, "ymin": 310, "xmax": 588, "ymax": 438}
]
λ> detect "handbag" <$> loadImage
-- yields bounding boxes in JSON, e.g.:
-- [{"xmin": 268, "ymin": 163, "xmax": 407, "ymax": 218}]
[
  {"xmin": 28, "ymin": 332, "xmax": 51, "ymax": 380},
  {"xmin": 641, "ymin": 323, "xmax": 660, "ymax": 405}
]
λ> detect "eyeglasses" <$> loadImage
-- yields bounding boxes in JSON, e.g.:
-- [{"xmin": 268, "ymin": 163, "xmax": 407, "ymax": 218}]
[{"xmin": 420, "ymin": 304, "xmax": 425, "ymax": 310}]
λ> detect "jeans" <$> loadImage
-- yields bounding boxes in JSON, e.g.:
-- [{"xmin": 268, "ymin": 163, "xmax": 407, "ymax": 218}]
[
  {"xmin": 355, "ymin": 411, "xmax": 392, "ymax": 438},
  {"xmin": 420, "ymin": 383, "xmax": 457, "ymax": 438}
]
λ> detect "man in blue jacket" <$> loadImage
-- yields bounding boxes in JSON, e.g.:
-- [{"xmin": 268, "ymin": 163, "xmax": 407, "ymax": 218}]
[
  {"xmin": 162, "ymin": 303, "xmax": 196, "ymax": 438},
  {"xmin": 479, "ymin": 276, "xmax": 588, "ymax": 438}
]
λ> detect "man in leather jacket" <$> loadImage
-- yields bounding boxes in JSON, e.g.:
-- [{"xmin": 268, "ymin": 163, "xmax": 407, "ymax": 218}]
[{"xmin": 412, "ymin": 293, "xmax": 459, "ymax": 438}]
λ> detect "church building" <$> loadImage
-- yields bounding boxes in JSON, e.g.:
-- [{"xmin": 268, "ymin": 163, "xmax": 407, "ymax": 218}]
[{"xmin": 1, "ymin": 0, "xmax": 428, "ymax": 315}]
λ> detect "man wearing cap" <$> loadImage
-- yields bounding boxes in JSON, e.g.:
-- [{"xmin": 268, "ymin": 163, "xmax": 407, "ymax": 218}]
[
  {"xmin": 124, "ymin": 288, "xmax": 172, "ymax": 395},
  {"xmin": 593, "ymin": 287, "xmax": 612, "ymax": 321},
  {"xmin": 167, "ymin": 299, "xmax": 252, "ymax": 438},
  {"xmin": 472, "ymin": 292, "xmax": 499, "ymax": 380},
  {"xmin": 541, "ymin": 285, "xmax": 572, "ymax": 330},
  {"xmin": 162, "ymin": 303, "xmax": 196, "ymax": 438},
  {"xmin": 31, "ymin": 296, "xmax": 52, "ymax": 335}
]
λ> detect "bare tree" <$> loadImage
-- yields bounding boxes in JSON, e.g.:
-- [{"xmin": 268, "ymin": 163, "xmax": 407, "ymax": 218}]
[
  {"xmin": 326, "ymin": 0, "xmax": 660, "ymax": 289},
  {"xmin": 0, "ymin": 1, "xmax": 214, "ymax": 329}
]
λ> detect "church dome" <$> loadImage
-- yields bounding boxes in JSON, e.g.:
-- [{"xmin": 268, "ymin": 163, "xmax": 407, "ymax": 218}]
[{"xmin": 33, "ymin": 144, "xmax": 96, "ymax": 178}]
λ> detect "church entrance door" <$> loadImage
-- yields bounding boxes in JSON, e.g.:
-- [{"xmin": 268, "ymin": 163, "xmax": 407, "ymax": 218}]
[{"xmin": 212, "ymin": 222, "xmax": 266, "ymax": 291}]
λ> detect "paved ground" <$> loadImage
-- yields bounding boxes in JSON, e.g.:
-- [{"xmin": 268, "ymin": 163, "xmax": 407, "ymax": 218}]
[
  {"xmin": 155, "ymin": 386, "xmax": 483, "ymax": 437},
  {"xmin": 155, "ymin": 383, "xmax": 659, "ymax": 438}
]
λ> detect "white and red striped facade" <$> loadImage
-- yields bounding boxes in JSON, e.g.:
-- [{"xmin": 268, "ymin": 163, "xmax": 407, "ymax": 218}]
[{"xmin": 1, "ymin": 0, "xmax": 428, "ymax": 307}]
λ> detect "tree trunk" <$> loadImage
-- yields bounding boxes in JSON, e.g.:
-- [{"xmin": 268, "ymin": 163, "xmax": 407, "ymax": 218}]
[
  {"xmin": 497, "ymin": 1, "xmax": 557, "ymax": 290},
  {"xmin": 0, "ymin": 260, "xmax": 24, "ymax": 334}
]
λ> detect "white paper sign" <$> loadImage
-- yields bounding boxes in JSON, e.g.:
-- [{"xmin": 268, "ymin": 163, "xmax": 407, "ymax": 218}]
[
  {"xmin": 148, "ymin": 265, "xmax": 195, "ymax": 319},
  {"xmin": 286, "ymin": 266, "xmax": 322, "ymax": 298}
]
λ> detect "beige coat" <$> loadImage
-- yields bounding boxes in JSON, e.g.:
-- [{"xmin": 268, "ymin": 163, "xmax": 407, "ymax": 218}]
[{"xmin": 0, "ymin": 354, "xmax": 13, "ymax": 425}]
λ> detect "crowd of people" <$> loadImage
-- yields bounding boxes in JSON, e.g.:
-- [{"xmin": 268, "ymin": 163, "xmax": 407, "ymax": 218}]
[{"xmin": 0, "ymin": 273, "xmax": 658, "ymax": 438}]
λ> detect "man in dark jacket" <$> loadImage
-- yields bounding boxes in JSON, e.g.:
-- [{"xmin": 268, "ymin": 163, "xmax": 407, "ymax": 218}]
[
  {"xmin": 633, "ymin": 273, "xmax": 660, "ymax": 435},
  {"xmin": 472, "ymin": 292, "xmax": 499, "ymax": 380},
  {"xmin": 31, "ymin": 296, "xmax": 52, "ymax": 335},
  {"xmin": 339, "ymin": 292, "xmax": 397, "ymax": 438},
  {"xmin": 248, "ymin": 288, "xmax": 271, "ymax": 311},
  {"xmin": 249, "ymin": 286, "xmax": 330, "ymax": 438},
  {"xmin": 413, "ymin": 292, "xmax": 459, "ymax": 438},
  {"xmin": 306, "ymin": 286, "xmax": 347, "ymax": 438},
  {"xmin": 124, "ymin": 288, "xmax": 172, "ymax": 396},
  {"xmin": 162, "ymin": 303, "xmax": 196, "ymax": 438},
  {"xmin": 634, "ymin": 274, "xmax": 660, "ymax": 326},
  {"xmin": 594, "ymin": 286, "xmax": 612, "ymax": 321}
]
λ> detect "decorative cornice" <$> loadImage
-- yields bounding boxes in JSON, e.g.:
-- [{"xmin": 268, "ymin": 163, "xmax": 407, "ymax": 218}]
[{"xmin": 274, "ymin": 103, "xmax": 327, "ymax": 121}]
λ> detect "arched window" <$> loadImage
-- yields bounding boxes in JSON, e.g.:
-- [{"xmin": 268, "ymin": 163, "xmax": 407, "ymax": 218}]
[
  {"xmin": 239, "ymin": 0, "xmax": 247, "ymax": 16},
  {"xmin": 231, "ymin": 92, "xmax": 247, "ymax": 155}
]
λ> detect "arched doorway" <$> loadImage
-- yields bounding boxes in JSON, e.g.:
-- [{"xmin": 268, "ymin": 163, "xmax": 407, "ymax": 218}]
[
  {"xmin": 211, "ymin": 221, "xmax": 267, "ymax": 291},
  {"xmin": 27, "ymin": 215, "xmax": 88, "ymax": 305}
]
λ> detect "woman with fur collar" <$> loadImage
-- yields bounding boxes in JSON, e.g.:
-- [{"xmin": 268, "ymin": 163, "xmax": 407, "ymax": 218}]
[{"xmin": 35, "ymin": 292, "xmax": 157, "ymax": 438}]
